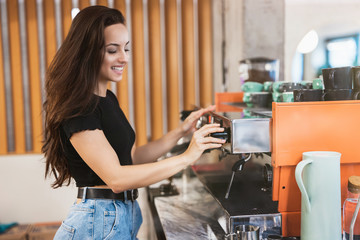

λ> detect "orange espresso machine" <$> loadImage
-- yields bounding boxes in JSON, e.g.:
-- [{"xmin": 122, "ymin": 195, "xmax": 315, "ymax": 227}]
[{"xmin": 191, "ymin": 92, "xmax": 360, "ymax": 238}]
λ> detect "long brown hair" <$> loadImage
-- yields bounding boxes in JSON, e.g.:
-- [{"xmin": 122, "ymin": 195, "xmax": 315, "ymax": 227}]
[{"xmin": 42, "ymin": 6, "xmax": 126, "ymax": 188}]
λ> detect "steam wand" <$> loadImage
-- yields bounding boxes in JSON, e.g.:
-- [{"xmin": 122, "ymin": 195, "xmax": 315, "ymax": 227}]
[{"xmin": 224, "ymin": 153, "xmax": 252, "ymax": 199}]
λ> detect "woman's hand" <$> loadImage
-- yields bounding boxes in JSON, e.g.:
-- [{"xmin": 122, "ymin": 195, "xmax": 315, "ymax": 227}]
[
  {"xmin": 180, "ymin": 105, "xmax": 216, "ymax": 136},
  {"xmin": 182, "ymin": 123, "xmax": 225, "ymax": 164}
]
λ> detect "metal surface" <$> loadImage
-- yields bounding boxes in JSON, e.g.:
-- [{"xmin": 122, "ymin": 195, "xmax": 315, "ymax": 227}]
[{"xmin": 206, "ymin": 111, "xmax": 271, "ymax": 154}]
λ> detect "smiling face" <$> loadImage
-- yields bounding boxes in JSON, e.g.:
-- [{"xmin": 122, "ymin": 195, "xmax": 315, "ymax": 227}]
[{"xmin": 97, "ymin": 23, "xmax": 129, "ymax": 96}]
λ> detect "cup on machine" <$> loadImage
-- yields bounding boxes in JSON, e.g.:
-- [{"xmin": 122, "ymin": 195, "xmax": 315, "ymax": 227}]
[
  {"xmin": 241, "ymin": 81, "xmax": 264, "ymax": 92},
  {"xmin": 249, "ymin": 92, "xmax": 272, "ymax": 108},
  {"xmin": 321, "ymin": 66, "xmax": 352, "ymax": 90},
  {"xmin": 272, "ymin": 92, "xmax": 281, "ymax": 102},
  {"xmin": 300, "ymin": 80, "xmax": 313, "ymax": 90},
  {"xmin": 351, "ymin": 66, "xmax": 360, "ymax": 89},
  {"xmin": 263, "ymin": 81, "xmax": 274, "ymax": 92},
  {"xmin": 293, "ymin": 89, "xmax": 323, "ymax": 102},
  {"xmin": 322, "ymin": 89, "xmax": 352, "ymax": 101},
  {"xmin": 351, "ymin": 66, "xmax": 360, "ymax": 99},
  {"xmin": 312, "ymin": 78, "xmax": 324, "ymax": 90},
  {"xmin": 280, "ymin": 92, "xmax": 294, "ymax": 102},
  {"xmin": 277, "ymin": 82, "xmax": 302, "ymax": 93},
  {"xmin": 243, "ymin": 92, "xmax": 254, "ymax": 107}
]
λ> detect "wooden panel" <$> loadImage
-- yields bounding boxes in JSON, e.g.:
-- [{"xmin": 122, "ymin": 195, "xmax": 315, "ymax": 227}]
[
  {"xmin": 181, "ymin": 0, "xmax": 195, "ymax": 110},
  {"xmin": 79, "ymin": 0, "xmax": 90, "ymax": 9},
  {"xmin": 44, "ymin": 0, "xmax": 57, "ymax": 67},
  {"xmin": 0, "ymin": 20, "xmax": 7, "ymax": 154},
  {"xmin": 26, "ymin": 0, "xmax": 43, "ymax": 153},
  {"xmin": 62, "ymin": 0, "xmax": 72, "ymax": 41},
  {"xmin": 198, "ymin": 0, "xmax": 213, "ymax": 107},
  {"xmin": 7, "ymin": 0, "xmax": 25, "ymax": 153},
  {"xmin": 0, "ymin": 0, "xmax": 215, "ymax": 154},
  {"xmin": 148, "ymin": 0, "xmax": 163, "ymax": 140},
  {"xmin": 114, "ymin": 0, "xmax": 129, "ymax": 118},
  {"xmin": 164, "ymin": 0, "xmax": 179, "ymax": 131},
  {"xmin": 131, "ymin": 0, "xmax": 147, "ymax": 146},
  {"xmin": 96, "ymin": 0, "xmax": 108, "ymax": 6}
]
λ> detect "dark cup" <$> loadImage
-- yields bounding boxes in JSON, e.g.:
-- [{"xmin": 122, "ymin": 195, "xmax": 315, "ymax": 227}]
[
  {"xmin": 322, "ymin": 66, "xmax": 352, "ymax": 90},
  {"xmin": 351, "ymin": 66, "xmax": 360, "ymax": 90},
  {"xmin": 293, "ymin": 89, "xmax": 323, "ymax": 102},
  {"xmin": 323, "ymin": 89, "xmax": 352, "ymax": 101},
  {"xmin": 352, "ymin": 90, "xmax": 360, "ymax": 100},
  {"xmin": 278, "ymin": 82, "xmax": 302, "ymax": 93},
  {"xmin": 249, "ymin": 92, "xmax": 272, "ymax": 108}
]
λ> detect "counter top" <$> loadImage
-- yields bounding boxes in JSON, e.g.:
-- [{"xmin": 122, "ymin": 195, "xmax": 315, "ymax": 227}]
[{"xmin": 148, "ymin": 169, "xmax": 226, "ymax": 240}]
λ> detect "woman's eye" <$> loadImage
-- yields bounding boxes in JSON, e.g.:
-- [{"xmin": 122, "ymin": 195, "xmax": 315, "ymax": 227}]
[
  {"xmin": 107, "ymin": 49, "xmax": 117, "ymax": 54},
  {"xmin": 125, "ymin": 48, "xmax": 130, "ymax": 52}
]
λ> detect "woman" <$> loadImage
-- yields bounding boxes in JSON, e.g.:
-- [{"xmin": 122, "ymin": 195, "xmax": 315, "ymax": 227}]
[{"xmin": 42, "ymin": 5, "xmax": 225, "ymax": 240}]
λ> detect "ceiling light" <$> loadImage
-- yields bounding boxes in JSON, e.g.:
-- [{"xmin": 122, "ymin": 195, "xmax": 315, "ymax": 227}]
[{"xmin": 297, "ymin": 29, "xmax": 319, "ymax": 54}]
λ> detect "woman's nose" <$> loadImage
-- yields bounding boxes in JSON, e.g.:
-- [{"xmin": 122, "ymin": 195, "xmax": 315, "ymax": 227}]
[{"xmin": 119, "ymin": 51, "xmax": 129, "ymax": 62}]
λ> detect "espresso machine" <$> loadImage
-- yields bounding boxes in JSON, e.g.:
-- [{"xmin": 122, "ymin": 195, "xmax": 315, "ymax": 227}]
[
  {"xmin": 192, "ymin": 110, "xmax": 282, "ymax": 240},
  {"xmin": 192, "ymin": 96, "xmax": 360, "ymax": 240}
]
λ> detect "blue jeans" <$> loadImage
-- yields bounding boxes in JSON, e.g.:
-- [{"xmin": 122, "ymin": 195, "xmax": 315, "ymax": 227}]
[{"xmin": 54, "ymin": 198, "xmax": 142, "ymax": 240}]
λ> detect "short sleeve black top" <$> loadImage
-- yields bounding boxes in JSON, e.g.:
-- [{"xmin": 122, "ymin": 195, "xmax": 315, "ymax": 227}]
[{"xmin": 61, "ymin": 90, "xmax": 135, "ymax": 187}]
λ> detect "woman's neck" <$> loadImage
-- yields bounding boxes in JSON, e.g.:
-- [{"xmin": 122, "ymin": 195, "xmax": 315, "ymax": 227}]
[{"xmin": 95, "ymin": 82, "xmax": 108, "ymax": 97}]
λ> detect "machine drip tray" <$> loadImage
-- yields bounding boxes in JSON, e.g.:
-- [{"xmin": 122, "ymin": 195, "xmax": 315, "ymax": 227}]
[{"xmin": 194, "ymin": 164, "xmax": 278, "ymax": 216}]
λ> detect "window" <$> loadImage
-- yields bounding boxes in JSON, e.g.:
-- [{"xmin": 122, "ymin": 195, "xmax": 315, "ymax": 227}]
[{"xmin": 325, "ymin": 34, "xmax": 359, "ymax": 68}]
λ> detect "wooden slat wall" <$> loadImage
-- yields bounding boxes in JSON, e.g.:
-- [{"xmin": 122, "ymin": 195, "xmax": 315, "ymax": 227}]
[
  {"xmin": 26, "ymin": 0, "xmax": 43, "ymax": 153},
  {"xmin": 79, "ymin": 0, "xmax": 90, "ymax": 9},
  {"xmin": 8, "ymin": 0, "xmax": 25, "ymax": 153},
  {"xmin": 198, "ymin": 0, "xmax": 213, "ymax": 107},
  {"xmin": 114, "ymin": 0, "xmax": 130, "ymax": 118},
  {"xmin": 0, "ymin": 21, "xmax": 7, "ymax": 154},
  {"xmin": 0, "ymin": 0, "xmax": 213, "ymax": 155},
  {"xmin": 181, "ymin": 0, "xmax": 195, "ymax": 110},
  {"xmin": 148, "ymin": 0, "xmax": 163, "ymax": 140},
  {"xmin": 131, "ymin": 0, "xmax": 147, "ymax": 146},
  {"xmin": 61, "ymin": 0, "xmax": 72, "ymax": 40},
  {"xmin": 165, "ymin": 0, "xmax": 180, "ymax": 132},
  {"xmin": 44, "ymin": 0, "xmax": 57, "ymax": 67},
  {"xmin": 97, "ymin": 0, "xmax": 108, "ymax": 6}
]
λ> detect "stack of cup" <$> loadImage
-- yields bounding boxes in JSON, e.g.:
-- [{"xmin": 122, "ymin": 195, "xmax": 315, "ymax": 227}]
[
  {"xmin": 322, "ymin": 66, "xmax": 352, "ymax": 101},
  {"xmin": 293, "ymin": 78, "xmax": 323, "ymax": 102},
  {"xmin": 241, "ymin": 82, "xmax": 271, "ymax": 108},
  {"xmin": 272, "ymin": 81, "xmax": 302, "ymax": 102}
]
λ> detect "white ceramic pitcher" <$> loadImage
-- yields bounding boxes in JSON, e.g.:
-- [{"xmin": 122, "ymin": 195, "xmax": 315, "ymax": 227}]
[{"xmin": 295, "ymin": 151, "xmax": 342, "ymax": 240}]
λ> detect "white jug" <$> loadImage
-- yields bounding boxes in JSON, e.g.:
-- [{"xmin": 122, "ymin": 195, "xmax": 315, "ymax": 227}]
[{"xmin": 295, "ymin": 151, "xmax": 342, "ymax": 240}]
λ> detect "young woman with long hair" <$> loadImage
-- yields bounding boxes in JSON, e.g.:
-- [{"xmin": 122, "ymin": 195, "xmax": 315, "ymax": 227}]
[{"xmin": 42, "ymin": 5, "xmax": 224, "ymax": 239}]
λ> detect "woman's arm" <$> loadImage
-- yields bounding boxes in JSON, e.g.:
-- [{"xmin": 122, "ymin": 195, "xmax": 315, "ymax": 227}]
[
  {"xmin": 132, "ymin": 105, "xmax": 216, "ymax": 164},
  {"xmin": 70, "ymin": 123, "xmax": 224, "ymax": 193}
]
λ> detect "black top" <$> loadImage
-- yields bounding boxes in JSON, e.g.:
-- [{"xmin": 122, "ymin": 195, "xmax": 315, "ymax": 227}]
[{"xmin": 61, "ymin": 90, "xmax": 135, "ymax": 187}]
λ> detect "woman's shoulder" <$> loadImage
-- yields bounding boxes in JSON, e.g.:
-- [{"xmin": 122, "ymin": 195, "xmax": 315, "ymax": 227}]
[{"xmin": 105, "ymin": 89, "xmax": 118, "ymax": 101}]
